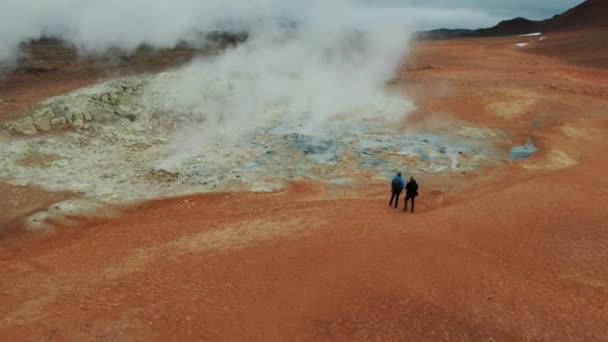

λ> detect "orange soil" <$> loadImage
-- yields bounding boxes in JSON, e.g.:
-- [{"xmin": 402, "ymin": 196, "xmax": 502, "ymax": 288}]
[{"xmin": 1, "ymin": 33, "xmax": 608, "ymax": 340}]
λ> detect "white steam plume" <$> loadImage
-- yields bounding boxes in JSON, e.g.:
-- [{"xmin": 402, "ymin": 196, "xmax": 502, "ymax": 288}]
[
  {"xmin": 141, "ymin": 1, "xmax": 413, "ymax": 169},
  {"xmin": 0, "ymin": 0, "xmax": 504, "ymax": 67},
  {"xmin": 1, "ymin": 0, "xmax": 415, "ymax": 169}
]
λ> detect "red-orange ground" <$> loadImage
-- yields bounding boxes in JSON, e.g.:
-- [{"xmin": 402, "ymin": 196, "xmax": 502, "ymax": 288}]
[{"xmin": 1, "ymin": 32, "xmax": 608, "ymax": 340}]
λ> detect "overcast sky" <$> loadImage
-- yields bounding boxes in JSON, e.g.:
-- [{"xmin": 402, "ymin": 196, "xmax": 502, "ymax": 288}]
[
  {"xmin": 0, "ymin": 0, "xmax": 586, "ymax": 70},
  {"xmin": 378, "ymin": 0, "xmax": 584, "ymax": 30}
]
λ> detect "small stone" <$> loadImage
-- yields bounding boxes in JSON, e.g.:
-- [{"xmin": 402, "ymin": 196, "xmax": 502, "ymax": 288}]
[{"xmin": 83, "ymin": 112, "xmax": 93, "ymax": 121}]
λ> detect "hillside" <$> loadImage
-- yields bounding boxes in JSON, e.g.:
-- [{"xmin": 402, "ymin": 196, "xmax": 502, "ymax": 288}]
[
  {"xmin": 418, "ymin": 0, "xmax": 608, "ymax": 38},
  {"xmin": 544, "ymin": 0, "xmax": 608, "ymax": 30}
]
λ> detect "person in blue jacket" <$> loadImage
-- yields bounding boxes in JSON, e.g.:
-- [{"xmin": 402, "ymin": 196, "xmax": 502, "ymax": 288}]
[{"xmin": 389, "ymin": 172, "xmax": 405, "ymax": 209}]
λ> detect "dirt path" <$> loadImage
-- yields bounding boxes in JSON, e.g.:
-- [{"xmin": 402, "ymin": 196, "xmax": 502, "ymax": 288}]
[{"xmin": 1, "ymin": 33, "xmax": 608, "ymax": 340}]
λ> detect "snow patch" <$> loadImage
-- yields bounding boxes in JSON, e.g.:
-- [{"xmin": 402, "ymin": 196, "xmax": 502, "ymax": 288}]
[
  {"xmin": 515, "ymin": 43, "xmax": 529, "ymax": 47},
  {"xmin": 518, "ymin": 32, "xmax": 542, "ymax": 37}
]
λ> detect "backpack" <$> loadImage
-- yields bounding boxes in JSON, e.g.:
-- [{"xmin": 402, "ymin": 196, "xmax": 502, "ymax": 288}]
[{"xmin": 391, "ymin": 177, "xmax": 401, "ymax": 192}]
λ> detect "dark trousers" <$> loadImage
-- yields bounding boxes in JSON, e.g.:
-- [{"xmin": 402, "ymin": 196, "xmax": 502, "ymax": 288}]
[
  {"xmin": 404, "ymin": 195, "xmax": 415, "ymax": 212},
  {"xmin": 389, "ymin": 191, "xmax": 401, "ymax": 208}
]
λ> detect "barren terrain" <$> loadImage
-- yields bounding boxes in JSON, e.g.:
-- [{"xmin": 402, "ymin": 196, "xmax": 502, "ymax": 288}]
[{"xmin": 1, "ymin": 31, "xmax": 608, "ymax": 340}]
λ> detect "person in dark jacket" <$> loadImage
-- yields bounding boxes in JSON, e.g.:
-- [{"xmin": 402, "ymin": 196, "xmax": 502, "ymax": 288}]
[
  {"xmin": 404, "ymin": 176, "xmax": 419, "ymax": 213},
  {"xmin": 389, "ymin": 172, "xmax": 405, "ymax": 209}
]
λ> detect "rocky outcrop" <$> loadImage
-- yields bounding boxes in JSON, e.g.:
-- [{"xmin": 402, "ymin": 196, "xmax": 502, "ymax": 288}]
[{"xmin": 2, "ymin": 78, "xmax": 148, "ymax": 135}]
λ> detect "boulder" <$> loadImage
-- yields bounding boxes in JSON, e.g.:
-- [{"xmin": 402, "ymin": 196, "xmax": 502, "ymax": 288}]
[
  {"xmin": 99, "ymin": 93, "xmax": 112, "ymax": 104},
  {"xmin": 109, "ymin": 92, "xmax": 121, "ymax": 105},
  {"xmin": 33, "ymin": 113, "xmax": 52, "ymax": 132},
  {"xmin": 72, "ymin": 119, "xmax": 85, "ymax": 130},
  {"xmin": 6, "ymin": 117, "xmax": 38, "ymax": 135},
  {"xmin": 51, "ymin": 117, "xmax": 67, "ymax": 127},
  {"xmin": 72, "ymin": 112, "xmax": 84, "ymax": 122},
  {"xmin": 51, "ymin": 104, "xmax": 69, "ymax": 117}
]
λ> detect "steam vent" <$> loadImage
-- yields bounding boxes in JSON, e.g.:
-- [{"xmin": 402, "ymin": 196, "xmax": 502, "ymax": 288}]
[{"xmin": 1, "ymin": 75, "xmax": 505, "ymax": 203}]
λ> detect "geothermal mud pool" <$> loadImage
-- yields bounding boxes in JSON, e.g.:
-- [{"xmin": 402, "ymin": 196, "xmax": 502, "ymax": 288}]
[{"xmin": 1, "ymin": 74, "xmax": 507, "ymax": 218}]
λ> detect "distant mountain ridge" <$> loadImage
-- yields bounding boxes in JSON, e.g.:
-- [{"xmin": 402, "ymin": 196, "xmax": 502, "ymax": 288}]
[{"xmin": 417, "ymin": 0, "xmax": 608, "ymax": 40}]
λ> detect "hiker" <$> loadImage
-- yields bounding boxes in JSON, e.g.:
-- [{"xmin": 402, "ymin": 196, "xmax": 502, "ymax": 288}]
[
  {"xmin": 404, "ymin": 176, "xmax": 419, "ymax": 213},
  {"xmin": 389, "ymin": 172, "xmax": 405, "ymax": 209}
]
